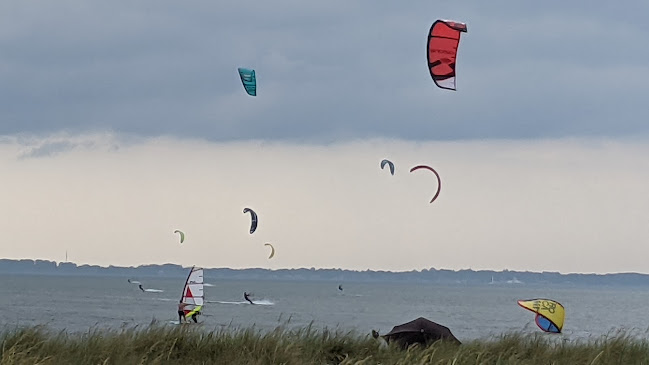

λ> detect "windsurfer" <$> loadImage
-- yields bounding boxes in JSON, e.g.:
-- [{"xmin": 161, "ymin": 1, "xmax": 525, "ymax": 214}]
[
  {"xmin": 178, "ymin": 301, "xmax": 189, "ymax": 323},
  {"xmin": 244, "ymin": 292, "xmax": 254, "ymax": 305}
]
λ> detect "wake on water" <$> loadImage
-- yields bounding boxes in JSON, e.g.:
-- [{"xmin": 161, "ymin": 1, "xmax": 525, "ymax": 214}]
[
  {"xmin": 168, "ymin": 321, "xmax": 204, "ymax": 326},
  {"xmin": 154, "ymin": 298, "xmax": 274, "ymax": 305},
  {"xmin": 207, "ymin": 299, "xmax": 274, "ymax": 306}
]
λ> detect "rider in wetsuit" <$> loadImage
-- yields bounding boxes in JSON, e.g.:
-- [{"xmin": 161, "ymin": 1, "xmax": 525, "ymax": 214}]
[
  {"xmin": 138, "ymin": 284, "xmax": 145, "ymax": 292},
  {"xmin": 244, "ymin": 292, "xmax": 254, "ymax": 305}
]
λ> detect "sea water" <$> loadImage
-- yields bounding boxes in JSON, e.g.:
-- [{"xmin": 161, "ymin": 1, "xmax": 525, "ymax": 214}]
[{"xmin": 1, "ymin": 274, "xmax": 648, "ymax": 341}]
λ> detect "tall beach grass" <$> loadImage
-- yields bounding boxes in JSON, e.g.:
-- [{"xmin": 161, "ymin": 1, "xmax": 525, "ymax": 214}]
[{"xmin": 1, "ymin": 324, "xmax": 649, "ymax": 364}]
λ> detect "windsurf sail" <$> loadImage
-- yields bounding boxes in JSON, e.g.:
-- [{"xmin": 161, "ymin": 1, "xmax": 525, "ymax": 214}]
[
  {"xmin": 180, "ymin": 266, "xmax": 204, "ymax": 319},
  {"xmin": 517, "ymin": 299, "xmax": 565, "ymax": 333},
  {"xmin": 427, "ymin": 20, "xmax": 467, "ymax": 91}
]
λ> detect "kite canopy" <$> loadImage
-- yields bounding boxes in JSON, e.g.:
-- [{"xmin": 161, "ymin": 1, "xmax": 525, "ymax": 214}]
[
  {"xmin": 517, "ymin": 299, "xmax": 565, "ymax": 333},
  {"xmin": 409, "ymin": 165, "xmax": 442, "ymax": 203},
  {"xmin": 383, "ymin": 317, "xmax": 461, "ymax": 349},
  {"xmin": 174, "ymin": 230, "xmax": 185, "ymax": 244},
  {"xmin": 380, "ymin": 159, "xmax": 395, "ymax": 175},
  {"xmin": 264, "ymin": 243, "xmax": 275, "ymax": 259},
  {"xmin": 427, "ymin": 19, "xmax": 467, "ymax": 91},
  {"xmin": 243, "ymin": 208, "xmax": 258, "ymax": 234},
  {"xmin": 237, "ymin": 68, "xmax": 257, "ymax": 96}
]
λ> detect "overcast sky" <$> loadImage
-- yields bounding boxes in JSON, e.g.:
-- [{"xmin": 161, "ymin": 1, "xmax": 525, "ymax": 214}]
[{"xmin": 1, "ymin": 1, "xmax": 648, "ymax": 273}]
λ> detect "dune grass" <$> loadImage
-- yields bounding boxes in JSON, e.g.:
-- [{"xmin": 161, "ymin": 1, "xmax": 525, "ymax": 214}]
[{"xmin": 1, "ymin": 324, "xmax": 649, "ymax": 364}]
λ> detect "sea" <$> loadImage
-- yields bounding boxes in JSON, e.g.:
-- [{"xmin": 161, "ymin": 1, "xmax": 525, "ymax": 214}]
[{"xmin": 1, "ymin": 274, "xmax": 648, "ymax": 342}]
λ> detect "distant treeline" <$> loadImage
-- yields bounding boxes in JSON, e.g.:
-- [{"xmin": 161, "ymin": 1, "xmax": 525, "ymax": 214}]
[{"xmin": 1, "ymin": 259, "xmax": 649, "ymax": 287}]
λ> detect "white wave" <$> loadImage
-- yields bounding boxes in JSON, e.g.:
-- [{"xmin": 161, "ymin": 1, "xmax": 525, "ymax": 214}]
[
  {"xmin": 208, "ymin": 300, "xmax": 248, "ymax": 305},
  {"xmin": 207, "ymin": 299, "xmax": 274, "ymax": 306},
  {"xmin": 252, "ymin": 299, "xmax": 274, "ymax": 305},
  {"xmin": 144, "ymin": 289, "xmax": 164, "ymax": 293},
  {"xmin": 127, "ymin": 280, "xmax": 141, "ymax": 284},
  {"xmin": 168, "ymin": 321, "xmax": 201, "ymax": 325},
  {"xmin": 204, "ymin": 283, "xmax": 215, "ymax": 287}
]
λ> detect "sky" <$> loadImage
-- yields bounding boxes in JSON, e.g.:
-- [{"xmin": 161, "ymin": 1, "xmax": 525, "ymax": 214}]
[{"xmin": 1, "ymin": 1, "xmax": 648, "ymax": 273}]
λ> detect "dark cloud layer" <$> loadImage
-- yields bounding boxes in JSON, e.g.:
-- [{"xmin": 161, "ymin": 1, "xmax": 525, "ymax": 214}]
[{"xmin": 1, "ymin": 0, "xmax": 647, "ymax": 142}]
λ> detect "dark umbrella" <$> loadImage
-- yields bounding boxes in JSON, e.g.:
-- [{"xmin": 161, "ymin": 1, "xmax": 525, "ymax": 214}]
[{"xmin": 382, "ymin": 317, "xmax": 461, "ymax": 348}]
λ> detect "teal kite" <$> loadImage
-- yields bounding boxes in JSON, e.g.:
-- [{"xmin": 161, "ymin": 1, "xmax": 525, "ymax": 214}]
[{"xmin": 237, "ymin": 68, "xmax": 257, "ymax": 96}]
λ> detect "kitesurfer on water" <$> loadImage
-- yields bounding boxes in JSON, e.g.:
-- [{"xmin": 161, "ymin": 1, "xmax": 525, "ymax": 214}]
[
  {"xmin": 244, "ymin": 292, "xmax": 254, "ymax": 305},
  {"xmin": 138, "ymin": 284, "xmax": 145, "ymax": 292}
]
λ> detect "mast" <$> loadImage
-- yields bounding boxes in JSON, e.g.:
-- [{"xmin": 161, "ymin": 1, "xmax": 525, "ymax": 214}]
[{"xmin": 180, "ymin": 266, "xmax": 195, "ymax": 302}]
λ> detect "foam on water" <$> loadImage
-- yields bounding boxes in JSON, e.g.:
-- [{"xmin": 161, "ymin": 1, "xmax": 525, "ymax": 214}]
[{"xmin": 208, "ymin": 299, "xmax": 274, "ymax": 306}]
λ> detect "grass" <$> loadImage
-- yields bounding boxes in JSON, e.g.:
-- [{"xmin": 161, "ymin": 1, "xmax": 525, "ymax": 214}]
[{"xmin": 1, "ymin": 324, "xmax": 649, "ymax": 364}]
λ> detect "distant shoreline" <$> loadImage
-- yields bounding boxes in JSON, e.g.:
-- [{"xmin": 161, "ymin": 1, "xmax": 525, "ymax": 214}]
[{"xmin": 2, "ymin": 258, "xmax": 649, "ymax": 287}]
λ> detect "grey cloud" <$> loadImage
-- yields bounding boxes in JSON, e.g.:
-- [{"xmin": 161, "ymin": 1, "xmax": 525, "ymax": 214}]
[
  {"xmin": 12, "ymin": 133, "xmax": 123, "ymax": 159},
  {"xmin": 17, "ymin": 141, "xmax": 77, "ymax": 159},
  {"xmin": 1, "ymin": 0, "xmax": 647, "ymax": 142}
]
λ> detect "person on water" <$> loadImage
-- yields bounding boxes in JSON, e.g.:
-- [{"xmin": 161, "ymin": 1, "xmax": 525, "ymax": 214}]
[
  {"xmin": 138, "ymin": 284, "xmax": 145, "ymax": 292},
  {"xmin": 177, "ymin": 301, "xmax": 199, "ymax": 324},
  {"xmin": 190, "ymin": 311, "xmax": 199, "ymax": 323},
  {"xmin": 178, "ymin": 301, "xmax": 189, "ymax": 323},
  {"xmin": 244, "ymin": 292, "xmax": 254, "ymax": 305}
]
